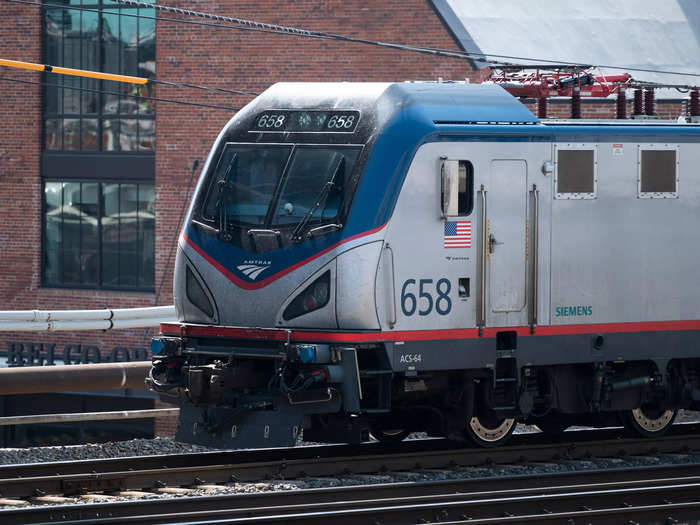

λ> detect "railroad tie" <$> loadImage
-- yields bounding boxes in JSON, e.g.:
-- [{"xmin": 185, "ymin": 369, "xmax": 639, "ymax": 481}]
[
  {"xmin": 80, "ymin": 494, "xmax": 120, "ymax": 502},
  {"xmin": 195, "ymin": 484, "xmax": 231, "ymax": 492},
  {"xmin": 32, "ymin": 495, "xmax": 75, "ymax": 504},
  {"xmin": 0, "ymin": 498, "xmax": 29, "ymax": 506},
  {"xmin": 155, "ymin": 487, "xmax": 196, "ymax": 495},
  {"xmin": 112, "ymin": 490, "xmax": 157, "ymax": 498}
]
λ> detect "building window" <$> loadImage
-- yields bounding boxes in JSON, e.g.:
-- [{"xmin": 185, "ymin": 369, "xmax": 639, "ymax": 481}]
[
  {"xmin": 43, "ymin": 1, "xmax": 156, "ymax": 151},
  {"xmin": 638, "ymin": 146, "xmax": 679, "ymax": 199},
  {"xmin": 555, "ymin": 145, "xmax": 597, "ymax": 199},
  {"xmin": 44, "ymin": 181, "xmax": 155, "ymax": 290}
]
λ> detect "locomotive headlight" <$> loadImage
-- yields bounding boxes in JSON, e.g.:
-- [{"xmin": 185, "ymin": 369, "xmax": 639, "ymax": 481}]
[{"xmin": 283, "ymin": 271, "xmax": 331, "ymax": 320}]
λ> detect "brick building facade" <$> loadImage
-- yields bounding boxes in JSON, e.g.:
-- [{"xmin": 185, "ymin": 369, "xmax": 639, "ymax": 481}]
[{"xmin": 0, "ymin": 1, "xmax": 689, "ymax": 442}]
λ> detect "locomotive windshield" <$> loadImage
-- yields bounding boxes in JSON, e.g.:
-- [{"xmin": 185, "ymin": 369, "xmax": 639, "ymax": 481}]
[{"xmin": 202, "ymin": 144, "xmax": 361, "ymax": 235}]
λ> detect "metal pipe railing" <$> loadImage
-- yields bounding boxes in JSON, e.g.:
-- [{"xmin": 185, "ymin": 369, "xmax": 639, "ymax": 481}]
[
  {"xmin": 0, "ymin": 306, "xmax": 175, "ymax": 331},
  {"xmin": 0, "ymin": 362, "xmax": 151, "ymax": 395},
  {"xmin": 478, "ymin": 184, "xmax": 487, "ymax": 334}
]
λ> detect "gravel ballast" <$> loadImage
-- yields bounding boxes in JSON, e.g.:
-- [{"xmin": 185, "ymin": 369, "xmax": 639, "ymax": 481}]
[
  {"xmin": 0, "ymin": 412, "xmax": 698, "ymax": 508},
  {"xmin": 0, "ymin": 410, "xmax": 698, "ymax": 465}
]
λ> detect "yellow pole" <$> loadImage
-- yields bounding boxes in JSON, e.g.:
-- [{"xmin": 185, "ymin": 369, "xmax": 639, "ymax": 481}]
[{"xmin": 0, "ymin": 58, "xmax": 148, "ymax": 85}]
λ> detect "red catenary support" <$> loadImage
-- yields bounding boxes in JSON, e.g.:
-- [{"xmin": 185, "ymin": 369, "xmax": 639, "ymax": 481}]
[
  {"xmin": 571, "ymin": 86, "xmax": 581, "ymax": 119},
  {"xmin": 616, "ymin": 88, "xmax": 627, "ymax": 119},
  {"xmin": 644, "ymin": 88, "xmax": 655, "ymax": 116},
  {"xmin": 690, "ymin": 89, "xmax": 700, "ymax": 117},
  {"xmin": 633, "ymin": 89, "xmax": 644, "ymax": 116}
]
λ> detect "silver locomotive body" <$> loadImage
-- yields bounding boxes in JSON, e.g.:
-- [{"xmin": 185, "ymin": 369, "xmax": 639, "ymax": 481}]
[{"xmin": 151, "ymin": 82, "xmax": 700, "ymax": 448}]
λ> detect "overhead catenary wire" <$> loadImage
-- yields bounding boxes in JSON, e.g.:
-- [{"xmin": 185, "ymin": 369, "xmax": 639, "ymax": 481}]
[
  {"xmin": 8, "ymin": 0, "xmax": 700, "ymax": 80},
  {"xmin": 114, "ymin": 0, "xmax": 700, "ymax": 80},
  {"xmin": 7, "ymin": 0, "xmax": 700, "ymax": 81},
  {"xmin": 0, "ymin": 76, "xmax": 240, "ymax": 111}
]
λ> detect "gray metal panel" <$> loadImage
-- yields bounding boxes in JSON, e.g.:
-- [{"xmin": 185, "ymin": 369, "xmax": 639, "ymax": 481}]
[
  {"xmin": 382, "ymin": 142, "xmax": 477, "ymax": 332},
  {"xmin": 382, "ymin": 140, "xmax": 552, "ymax": 333},
  {"xmin": 276, "ymin": 260, "xmax": 338, "ymax": 329},
  {"xmin": 392, "ymin": 329, "xmax": 700, "ymax": 372},
  {"xmin": 550, "ymin": 141, "xmax": 700, "ymax": 325},
  {"xmin": 480, "ymin": 145, "xmax": 552, "ymax": 328},
  {"xmin": 181, "ymin": 229, "xmax": 386, "ymax": 329},
  {"xmin": 336, "ymin": 242, "xmax": 382, "ymax": 330},
  {"xmin": 488, "ymin": 160, "xmax": 527, "ymax": 312}
]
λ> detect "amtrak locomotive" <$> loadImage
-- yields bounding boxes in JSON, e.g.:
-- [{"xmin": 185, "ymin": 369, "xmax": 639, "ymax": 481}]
[{"xmin": 149, "ymin": 82, "xmax": 700, "ymax": 448}]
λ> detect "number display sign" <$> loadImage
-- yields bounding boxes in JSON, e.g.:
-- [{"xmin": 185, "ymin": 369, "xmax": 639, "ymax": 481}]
[{"xmin": 251, "ymin": 111, "xmax": 360, "ymax": 133}]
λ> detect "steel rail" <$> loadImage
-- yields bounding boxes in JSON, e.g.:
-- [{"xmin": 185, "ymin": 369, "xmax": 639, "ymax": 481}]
[
  {"xmin": 0, "ymin": 426, "xmax": 699, "ymax": 502},
  {"xmin": 5, "ymin": 467, "xmax": 700, "ymax": 524}
]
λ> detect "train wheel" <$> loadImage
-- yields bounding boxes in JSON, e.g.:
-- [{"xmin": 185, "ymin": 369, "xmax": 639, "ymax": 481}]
[
  {"xmin": 622, "ymin": 406, "xmax": 677, "ymax": 437},
  {"xmin": 371, "ymin": 428, "xmax": 410, "ymax": 443},
  {"xmin": 464, "ymin": 415, "xmax": 516, "ymax": 447}
]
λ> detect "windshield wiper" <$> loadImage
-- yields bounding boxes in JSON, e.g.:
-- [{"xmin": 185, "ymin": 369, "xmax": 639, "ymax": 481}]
[
  {"xmin": 216, "ymin": 153, "xmax": 237, "ymax": 242},
  {"xmin": 291, "ymin": 154, "xmax": 344, "ymax": 242}
]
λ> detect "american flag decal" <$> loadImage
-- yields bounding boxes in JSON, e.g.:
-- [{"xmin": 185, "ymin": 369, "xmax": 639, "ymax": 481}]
[{"xmin": 444, "ymin": 220, "xmax": 472, "ymax": 248}]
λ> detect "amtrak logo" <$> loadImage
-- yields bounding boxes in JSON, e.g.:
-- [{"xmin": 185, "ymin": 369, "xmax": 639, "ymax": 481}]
[{"xmin": 236, "ymin": 260, "xmax": 272, "ymax": 280}]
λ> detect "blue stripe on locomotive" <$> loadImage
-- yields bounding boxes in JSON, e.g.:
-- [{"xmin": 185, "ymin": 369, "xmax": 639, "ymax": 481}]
[{"xmin": 184, "ymin": 83, "xmax": 700, "ymax": 282}]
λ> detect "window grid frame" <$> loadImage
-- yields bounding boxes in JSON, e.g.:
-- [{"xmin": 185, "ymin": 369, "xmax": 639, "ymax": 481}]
[
  {"xmin": 42, "ymin": 1, "xmax": 156, "ymax": 153},
  {"xmin": 41, "ymin": 179, "xmax": 155, "ymax": 292}
]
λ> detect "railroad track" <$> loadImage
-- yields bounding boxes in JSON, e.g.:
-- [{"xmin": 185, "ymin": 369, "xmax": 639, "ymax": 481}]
[
  {"xmin": 5, "ymin": 463, "xmax": 700, "ymax": 524},
  {"xmin": 1, "ymin": 423, "xmax": 700, "ymax": 523}
]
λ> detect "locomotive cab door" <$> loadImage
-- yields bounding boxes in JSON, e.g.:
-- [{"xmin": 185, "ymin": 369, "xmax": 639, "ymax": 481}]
[
  {"xmin": 471, "ymin": 145, "xmax": 551, "ymax": 330},
  {"xmin": 485, "ymin": 160, "xmax": 528, "ymax": 326}
]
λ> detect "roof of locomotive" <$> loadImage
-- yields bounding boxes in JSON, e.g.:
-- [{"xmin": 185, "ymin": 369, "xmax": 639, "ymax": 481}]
[
  {"xmin": 220, "ymin": 82, "xmax": 700, "ymax": 147},
  {"xmin": 255, "ymin": 81, "xmax": 540, "ymax": 124}
]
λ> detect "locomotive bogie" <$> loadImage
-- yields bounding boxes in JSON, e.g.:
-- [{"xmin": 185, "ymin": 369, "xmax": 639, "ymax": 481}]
[{"xmin": 151, "ymin": 82, "xmax": 700, "ymax": 448}]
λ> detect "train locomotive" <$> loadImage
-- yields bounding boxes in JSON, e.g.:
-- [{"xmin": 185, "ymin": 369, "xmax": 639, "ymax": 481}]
[{"xmin": 149, "ymin": 81, "xmax": 700, "ymax": 448}]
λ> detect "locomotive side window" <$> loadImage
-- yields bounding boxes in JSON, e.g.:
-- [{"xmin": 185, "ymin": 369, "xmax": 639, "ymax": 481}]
[
  {"xmin": 441, "ymin": 160, "xmax": 474, "ymax": 216},
  {"xmin": 555, "ymin": 146, "xmax": 597, "ymax": 199},
  {"xmin": 638, "ymin": 146, "xmax": 678, "ymax": 199}
]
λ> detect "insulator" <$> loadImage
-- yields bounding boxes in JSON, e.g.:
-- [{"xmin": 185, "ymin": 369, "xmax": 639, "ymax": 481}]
[
  {"xmin": 571, "ymin": 86, "xmax": 581, "ymax": 119},
  {"xmin": 616, "ymin": 88, "xmax": 626, "ymax": 119},
  {"xmin": 690, "ymin": 89, "xmax": 700, "ymax": 117},
  {"xmin": 537, "ymin": 96, "xmax": 547, "ymax": 119},
  {"xmin": 644, "ymin": 88, "xmax": 655, "ymax": 116},
  {"xmin": 633, "ymin": 89, "xmax": 643, "ymax": 115}
]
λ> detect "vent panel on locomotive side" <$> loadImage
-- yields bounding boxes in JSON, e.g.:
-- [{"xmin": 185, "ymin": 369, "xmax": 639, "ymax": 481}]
[{"xmin": 149, "ymin": 82, "xmax": 700, "ymax": 448}]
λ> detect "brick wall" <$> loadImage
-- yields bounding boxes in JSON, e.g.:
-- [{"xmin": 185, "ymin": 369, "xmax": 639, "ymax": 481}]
[
  {"xmin": 523, "ymin": 98, "xmax": 687, "ymax": 120},
  {"xmin": 0, "ymin": 3, "xmax": 42, "ymax": 309},
  {"xmin": 153, "ymin": 398, "xmax": 179, "ymax": 437}
]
